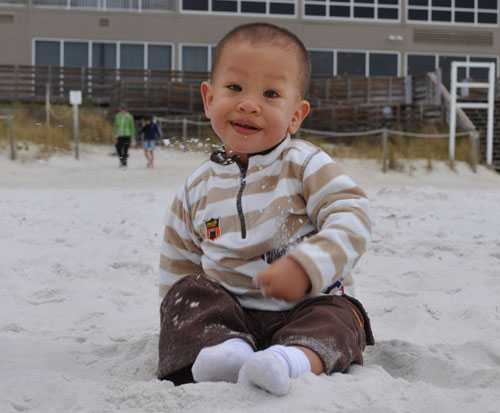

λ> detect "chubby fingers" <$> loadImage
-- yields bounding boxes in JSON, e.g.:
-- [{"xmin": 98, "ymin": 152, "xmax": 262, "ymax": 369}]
[{"xmin": 254, "ymin": 270, "xmax": 273, "ymax": 297}]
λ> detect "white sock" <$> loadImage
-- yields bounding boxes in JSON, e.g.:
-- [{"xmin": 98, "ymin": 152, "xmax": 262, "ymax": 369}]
[
  {"xmin": 192, "ymin": 338, "xmax": 254, "ymax": 383},
  {"xmin": 238, "ymin": 345, "xmax": 311, "ymax": 396}
]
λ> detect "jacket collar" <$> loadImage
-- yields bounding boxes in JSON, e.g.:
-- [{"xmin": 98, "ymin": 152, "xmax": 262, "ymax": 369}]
[{"xmin": 210, "ymin": 135, "xmax": 291, "ymax": 167}]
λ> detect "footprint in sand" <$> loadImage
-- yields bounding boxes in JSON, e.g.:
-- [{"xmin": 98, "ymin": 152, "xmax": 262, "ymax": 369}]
[
  {"xmin": 2, "ymin": 323, "xmax": 25, "ymax": 333},
  {"xmin": 110, "ymin": 261, "xmax": 154, "ymax": 276},
  {"xmin": 26, "ymin": 288, "xmax": 66, "ymax": 305},
  {"xmin": 365, "ymin": 340, "xmax": 500, "ymax": 389},
  {"xmin": 73, "ymin": 334, "xmax": 158, "ymax": 380}
]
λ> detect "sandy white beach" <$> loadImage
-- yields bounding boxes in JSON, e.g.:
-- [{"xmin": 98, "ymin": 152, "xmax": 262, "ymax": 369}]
[{"xmin": 1, "ymin": 144, "xmax": 500, "ymax": 413}]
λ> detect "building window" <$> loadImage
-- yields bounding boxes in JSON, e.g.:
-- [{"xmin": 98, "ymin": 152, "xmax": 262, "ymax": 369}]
[
  {"xmin": 408, "ymin": 0, "xmax": 498, "ymax": 24},
  {"xmin": 181, "ymin": 45, "xmax": 209, "ymax": 72},
  {"xmin": 64, "ymin": 41, "xmax": 89, "ymax": 68},
  {"xmin": 148, "ymin": 45, "xmax": 173, "ymax": 70},
  {"xmin": 92, "ymin": 43, "xmax": 117, "ymax": 68},
  {"xmin": 120, "ymin": 43, "xmax": 145, "ymax": 69},
  {"xmin": 35, "ymin": 40, "xmax": 60, "ymax": 66},
  {"xmin": 406, "ymin": 53, "xmax": 496, "ymax": 88},
  {"xmin": 407, "ymin": 54, "xmax": 436, "ymax": 75},
  {"xmin": 213, "ymin": 0, "xmax": 237, "ymax": 10},
  {"xmin": 439, "ymin": 55, "xmax": 466, "ymax": 88},
  {"xmin": 183, "ymin": 0, "xmax": 209, "ymax": 10},
  {"xmin": 71, "ymin": 0, "xmax": 99, "ymax": 7},
  {"xmin": 469, "ymin": 56, "xmax": 497, "ymax": 80},
  {"xmin": 34, "ymin": 38, "xmax": 172, "ymax": 70},
  {"xmin": 304, "ymin": 0, "xmax": 399, "ymax": 21},
  {"xmin": 309, "ymin": 50, "xmax": 335, "ymax": 77},
  {"xmin": 369, "ymin": 53, "xmax": 398, "ymax": 76},
  {"xmin": 182, "ymin": 0, "xmax": 296, "ymax": 15},
  {"xmin": 338, "ymin": 51, "xmax": 366, "ymax": 76}
]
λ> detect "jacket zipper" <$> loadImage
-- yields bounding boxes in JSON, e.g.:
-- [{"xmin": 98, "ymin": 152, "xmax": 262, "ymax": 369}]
[{"xmin": 236, "ymin": 162, "xmax": 248, "ymax": 239}]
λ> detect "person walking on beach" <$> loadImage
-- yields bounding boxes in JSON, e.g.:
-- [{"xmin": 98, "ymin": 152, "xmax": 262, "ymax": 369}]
[
  {"xmin": 113, "ymin": 105, "xmax": 135, "ymax": 168},
  {"xmin": 140, "ymin": 116, "xmax": 161, "ymax": 168}
]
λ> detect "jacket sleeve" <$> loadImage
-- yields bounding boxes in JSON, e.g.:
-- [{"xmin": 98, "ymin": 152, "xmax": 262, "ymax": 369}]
[
  {"xmin": 154, "ymin": 123, "xmax": 162, "ymax": 139},
  {"xmin": 159, "ymin": 186, "xmax": 203, "ymax": 299},
  {"xmin": 129, "ymin": 114, "xmax": 136, "ymax": 136},
  {"xmin": 288, "ymin": 150, "xmax": 371, "ymax": 295}
]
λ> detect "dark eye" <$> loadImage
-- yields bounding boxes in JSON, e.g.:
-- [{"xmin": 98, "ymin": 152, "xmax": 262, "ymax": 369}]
[
  {"xmin": 227, "ymin": 84, "xmax": 242, "ymax": 92},
  {"xmin": 264, "ymin": 89, "xmax": 280, "ymax": 98}
]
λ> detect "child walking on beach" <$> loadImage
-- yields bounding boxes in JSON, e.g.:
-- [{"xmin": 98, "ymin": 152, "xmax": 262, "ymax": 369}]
[
  {"xmin": 141, "ymin": 116, "xmax": 161, "ymax": 168},
  {"xmin": 158, "ymin": 22, "xmax": 374, "ymax": 396}
]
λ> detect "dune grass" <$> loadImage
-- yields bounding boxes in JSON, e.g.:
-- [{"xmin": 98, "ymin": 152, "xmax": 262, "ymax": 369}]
[
  {"xmin": 0, "ymin": 104, "xmax": 477, "ymax": 171},
  {"xmin": 0, "ymin": 103, "xmax": 113, "ymax": 158},
  {"xmin": 303, "ymin": 124, "xmax": 477, "ymax": 172}
]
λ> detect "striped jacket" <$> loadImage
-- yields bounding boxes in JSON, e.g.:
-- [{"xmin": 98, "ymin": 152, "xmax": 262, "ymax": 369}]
[{"xmin": 159, "ymin": 136, "xmax": 371, "ymax": 311}]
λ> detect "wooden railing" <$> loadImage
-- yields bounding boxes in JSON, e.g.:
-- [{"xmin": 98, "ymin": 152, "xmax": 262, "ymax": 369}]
[
  {"xmin": 0, "ymin": 65, "xmax": 208, "ymax": 106},
  {"xmin": 109, "ymin": 79, "xmax": 205, "ymax": 113},
  {"xmin": 303, "ymin": 102, "xmax": 444, "ymax": 132},
  {"xmin": 0, "ymin": 65, "xmax": 442, "ymax": 115}
]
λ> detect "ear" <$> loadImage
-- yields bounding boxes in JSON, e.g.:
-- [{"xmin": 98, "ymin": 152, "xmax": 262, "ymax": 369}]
[
  {"xmin": 288, "ymin": 99, "xmax": 310, "ymax": 135},
  {"xmin": 200, "ymin": 81, "xmax": 214, "ymax": 119}
]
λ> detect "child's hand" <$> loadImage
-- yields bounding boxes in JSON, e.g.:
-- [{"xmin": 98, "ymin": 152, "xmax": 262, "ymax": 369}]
[{"xmin": 254, "ymin": 256, "xmax": 311, "ymax": 301}]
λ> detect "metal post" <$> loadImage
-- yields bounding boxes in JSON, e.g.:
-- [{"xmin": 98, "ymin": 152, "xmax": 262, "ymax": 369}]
[
  {"xmin": 382, "ymin": 129, "xmax": 388, "ymax": 173},
  {"xmin": 182, "ymin": 118, "xmax": 188, "ymax": 138},
  {"xmin": 486, "ymin": 64, "xmax": 495, "ymax": 166},
  {"xmin": 449, "ymin": 62, "xmax": 458, "ymax": 163},
  {"xmin": 73, "ymin": 104, "xmax": 80, "ymax": 160},
  {"xmin": 7, "ymin": 115, "xmax": 16, "ymax": 161}
]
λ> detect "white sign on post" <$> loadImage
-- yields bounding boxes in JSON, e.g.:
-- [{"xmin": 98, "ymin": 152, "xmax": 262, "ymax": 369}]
[
  {"xmin": 69, "ymin": 90, "xmax": 82, "ymax": 160},
  {"xmin": 70, "ymin": 90, "xmax": 82, "ymax": 106}
]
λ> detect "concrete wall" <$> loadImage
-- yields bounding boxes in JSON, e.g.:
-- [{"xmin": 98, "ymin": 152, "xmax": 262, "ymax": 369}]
[{"xmin": 0, "ymin": 2, "xmax": 499, "ymax": 73}]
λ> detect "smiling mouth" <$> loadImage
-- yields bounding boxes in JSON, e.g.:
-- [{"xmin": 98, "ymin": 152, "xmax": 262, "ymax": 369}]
[{"xmin": 230, "ymin": 121, "xmax": 262, "ymax": 132}]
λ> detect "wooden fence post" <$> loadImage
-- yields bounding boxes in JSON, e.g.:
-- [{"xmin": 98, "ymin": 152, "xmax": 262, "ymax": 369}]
[
  {"xmin": 14, "ymin": 65, "xmax": 18, "ymax": 101},
  {"xmin": 73, "ymin": 103, "xmax": 80, "ymax": 160},
  {"xmin": 45, "ymin": 82, "xmax": 51, "ymax": 128},
  {"xmin": 404, "ymin": 75, "xmax": 413, "ymax": 105},
  {"xmin": 382, "ymin": 128, "xmax": 389, "ymax": 173},
  {"xmin": 189, "ymin": 85, "xmax": 194, "ymax": 113},
  {"xmin": 80, "ymin": 67, "xmax": 85, "ymax": 98},
  {"xmin": 469, "ymin": 130, "xmax": 479, "ymax": 173},
  {"xmin": 7, "ymin": 115, "xmax": 16, "ymax": 161}
]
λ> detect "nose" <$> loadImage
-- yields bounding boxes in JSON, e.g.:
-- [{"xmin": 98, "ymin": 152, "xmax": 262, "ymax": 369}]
[{"xmin": 236, "ymin": 98, "xmax": 260, "ymax": 115}]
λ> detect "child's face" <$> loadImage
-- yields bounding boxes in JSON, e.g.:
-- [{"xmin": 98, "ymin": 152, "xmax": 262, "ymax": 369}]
[{"xmin": 201, "ymin": 41, "xmax": 310, "ymax": 159}]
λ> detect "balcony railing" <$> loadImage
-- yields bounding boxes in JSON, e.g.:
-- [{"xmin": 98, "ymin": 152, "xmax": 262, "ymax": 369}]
[
  {"xmin": 0, "ymin": 0, "xmax": 28, "ymax": 6},
  {"xmin": 0, "ymin": 0, "xmax": 175, "ymax": 11}
]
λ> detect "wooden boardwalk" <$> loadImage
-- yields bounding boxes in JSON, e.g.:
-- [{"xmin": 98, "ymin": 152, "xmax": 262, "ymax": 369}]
[
  {"xmin": 0, "ymin": 64, "xmax": 447, "ymax": 131},
  {"xmin": 0, "ymin": 65, "xmax": 438, "ymax": 109}
]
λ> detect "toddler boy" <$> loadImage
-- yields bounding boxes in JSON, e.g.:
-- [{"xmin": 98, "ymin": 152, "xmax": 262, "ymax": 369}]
[{"xmin": 158, "ymin": 22, "xmax": 374, "ymax": 396}]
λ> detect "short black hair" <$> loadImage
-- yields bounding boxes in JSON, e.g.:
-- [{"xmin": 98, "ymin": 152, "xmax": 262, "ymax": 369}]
[{"xmin": 212, "ymin": 22, "xmax": 310, "ymax": 97}]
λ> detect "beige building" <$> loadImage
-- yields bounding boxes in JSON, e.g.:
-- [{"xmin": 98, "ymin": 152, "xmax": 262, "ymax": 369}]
[{"xmin": 0, "ymin": 0, "xmax": 498, "ymax": 86}]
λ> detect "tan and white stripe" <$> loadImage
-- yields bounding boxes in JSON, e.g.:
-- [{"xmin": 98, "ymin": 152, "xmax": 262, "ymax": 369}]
[{"xmin": 159, "ymin": 137, "xmax": 371, "ymax": 310}]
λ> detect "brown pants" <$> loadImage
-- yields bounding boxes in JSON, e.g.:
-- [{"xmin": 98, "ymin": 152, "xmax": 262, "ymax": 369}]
[{"xmin": 158, "ymin": 275, "xmax": 374, "ymax": 385}]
